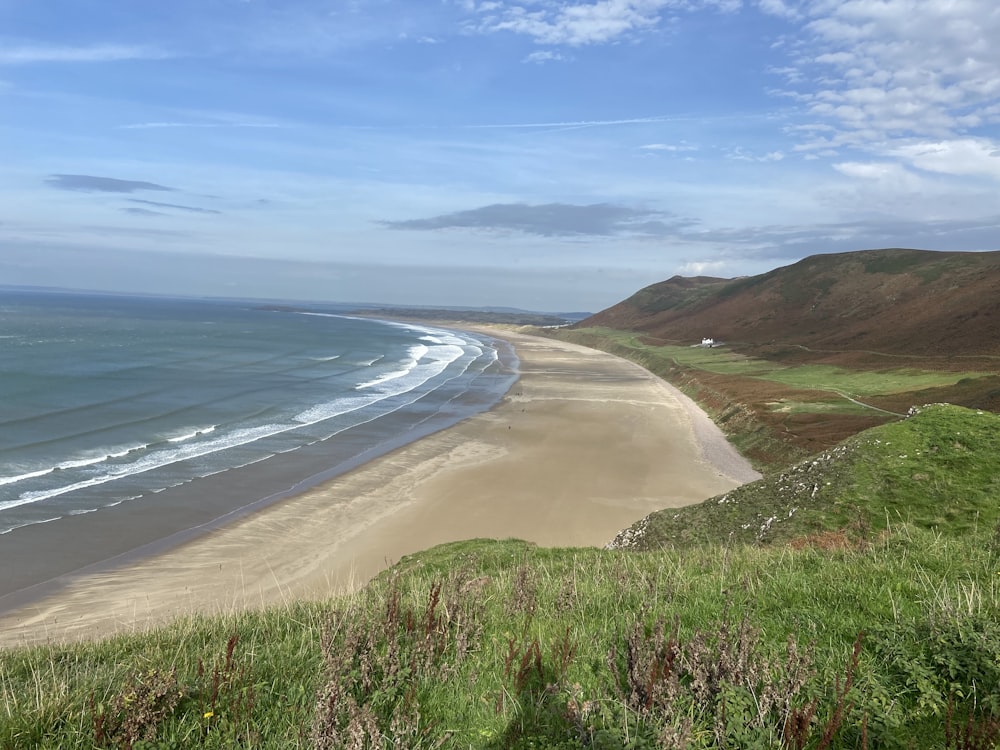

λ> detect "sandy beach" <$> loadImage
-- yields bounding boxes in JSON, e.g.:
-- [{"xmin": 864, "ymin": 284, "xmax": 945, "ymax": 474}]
[{"xmin": 0, "ymin": 330, "xmax": 759, "ymax": 647}]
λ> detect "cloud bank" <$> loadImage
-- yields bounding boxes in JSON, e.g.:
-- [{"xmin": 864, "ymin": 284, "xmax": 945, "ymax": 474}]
[
  {"xmin": 774, "ymin": 0, "xmax": 1000, "ymax": 149},
  {"xmin": 46, "ymin": 174, "xmax": 175, "ymax": 193},
  {"xmin": 470, "ymin": 0, "xmax": 740, "ymax": 46},
  {"xmin": 128, "ymin": 199, "xmax": 222, "ymax": 215},
  {"xmin": 382, "ymin": 202, "xmax": 694, "ymax": 237},
  {"xmin": 0, "ymin": 44, "xmax": 166, "ymax": 65}
]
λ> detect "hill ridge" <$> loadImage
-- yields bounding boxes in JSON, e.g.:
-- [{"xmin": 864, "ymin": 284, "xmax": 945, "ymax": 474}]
[{"xmin": 581, "ymin": 248, "xmax": 1000, "ymax": 358}]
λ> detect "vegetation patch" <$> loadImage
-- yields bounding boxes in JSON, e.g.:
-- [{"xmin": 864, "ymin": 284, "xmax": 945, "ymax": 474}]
[
  {"xmin": 542, "ymin": 326, "xmax": 996, "ymax": 470},
  {"xmin": 4, "ymin": 531, "xmax": 1000, "ymax": 748},
  {"xmin": 861, "ymin": 251, "xmax": 929, "ymax": 276},
  {"xmin": 767, "ymin": 400, "xmax": 873, "ymax": 416},
  {"xmin": 564, "ymin": 328, "xmax": 984, "ymax": 397},
  {"xmin": 610, "ymin": 403, "xmax": 1000, "ymax": 551},
  {"xmin": 0, "ymin": 604, "xmax": 326, "ymax": 749}
]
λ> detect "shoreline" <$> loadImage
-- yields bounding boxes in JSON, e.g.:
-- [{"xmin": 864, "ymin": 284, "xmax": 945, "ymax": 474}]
[
  {"xmin": 0, "ymin": 329, "xmax": 760, "ymax": 647},
  {"xmin": 0, "ymin": 327, "xmax": 517, "ymax": 611}
]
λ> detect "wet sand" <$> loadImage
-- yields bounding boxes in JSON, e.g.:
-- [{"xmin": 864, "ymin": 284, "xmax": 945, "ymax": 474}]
[{"xmin": 0, "ymin": 330, "xmax": 759, "ymax": 647}]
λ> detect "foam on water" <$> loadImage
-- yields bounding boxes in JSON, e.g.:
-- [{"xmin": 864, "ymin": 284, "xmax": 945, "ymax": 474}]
[
  {"xmin": 0, "ymin": 427, "xmax": 218, "ymax": 489},
  {"xmin": 0, "ymin": 298, "xmax": 514, "ymax": 534},
  {"xmin": 167, "ymin": 426, "xmax": 217, "ymax": 443},
  {"xmin": 0, "ymin": 516, "xmax": 62, "ymax": 534},
  {"xmin": 0, "ymin": 468, "xmax": 54, "ymax": 488},
  {"xmin": 0, "ymin": 440, "xmax": 154, "ymax": 487},
  {"xmin": 4, "ymin": 422, "xmax": 288, "ymax": 509},
  {"xmin": 355, "ymin": 344, "xmax": 429, "ymax": 390}
]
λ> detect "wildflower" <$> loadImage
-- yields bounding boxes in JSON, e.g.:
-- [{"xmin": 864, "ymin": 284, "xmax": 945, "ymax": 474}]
[{"xmin": 203, "ymin": 711, "xmax": 215, "ymax": 719}]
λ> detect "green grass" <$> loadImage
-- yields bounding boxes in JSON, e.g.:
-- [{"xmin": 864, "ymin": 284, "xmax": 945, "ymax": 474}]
[
  {"xmin": 861, "ymin": 252, "xmax": 929, "ymax": 276},
  {"xmin": 766, "ymin": 399, "xmax": 874, "ymax": 415},
  {"xmin": 0, "ymin": 603, "xmax": 328, "ymax": 748},
  {"xmin": 755, "ymin": 366, "xmax": 973, "ymax": 398},
  {"xmin": 568, "ymin": 328, "xmax": 985, "ymax": 398},
  {"xmin": 613, "ymin": 403, "xmax": 1000, "ymax": 550},
  {"xmin": 3, "ymin": 532, "xmax": 1000, "ymax": 748},
  {"xmin": 546, "ymin": 326, "xmax": 996, "ymax": 470}
]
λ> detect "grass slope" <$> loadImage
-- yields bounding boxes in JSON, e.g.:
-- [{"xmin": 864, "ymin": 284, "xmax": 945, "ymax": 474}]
[
  {"xmin": 610, "ymin": 403, "xmax": 1000, "ymax": 551},
  {"xmin": 3, "ymin": 531, "xmax": 999, "ymax": 748}
]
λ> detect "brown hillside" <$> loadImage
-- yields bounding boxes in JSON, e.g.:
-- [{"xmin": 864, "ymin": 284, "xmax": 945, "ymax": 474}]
[{"xmin": 582, "ymin": 249, "xmax": 1000, "ymax": 361}]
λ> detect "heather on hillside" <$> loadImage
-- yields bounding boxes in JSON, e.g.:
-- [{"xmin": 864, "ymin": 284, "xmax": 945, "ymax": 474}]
[{"xmin": 583, "ymin": 248, "xmax": 1000, "ymax": 360}]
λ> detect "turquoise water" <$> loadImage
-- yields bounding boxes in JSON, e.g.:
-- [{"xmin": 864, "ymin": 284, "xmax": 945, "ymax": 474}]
[{"xmin": 0, "ymin": 290, "xmax": 515, "ymax": 539}]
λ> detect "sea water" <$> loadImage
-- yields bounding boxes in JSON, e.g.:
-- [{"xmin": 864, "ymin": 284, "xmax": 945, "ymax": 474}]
[{"xmin": 0, "ymin": 291, "xmax": 516, "ymax": 544}]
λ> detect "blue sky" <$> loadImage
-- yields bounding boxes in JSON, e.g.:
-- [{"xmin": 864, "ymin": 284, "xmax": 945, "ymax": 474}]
[{"xmin": 2, "ymin": 0, "xmax": 999, "ymax": 311}]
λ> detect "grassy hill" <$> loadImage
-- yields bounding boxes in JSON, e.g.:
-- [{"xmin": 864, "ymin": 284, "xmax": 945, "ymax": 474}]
[
  {"xmin": 583, "ymin": 248, "xmax": 1000, "ymax": 361},
  {"xmin": 3, "ymin": 405, "xmax": 1000, "ymax": 749},
  {"xmin": 562, "ymin": 248, "xmax": 1000, "ymax": 469},
  {"xmin": 610, "ymin": 403, "xmax": 1000, "ymax": 550}
]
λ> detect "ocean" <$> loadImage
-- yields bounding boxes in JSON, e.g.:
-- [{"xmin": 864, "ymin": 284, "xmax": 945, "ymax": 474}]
[{"xmin": 0, "ymin": 290, "xmax": 516, "ymax": 601}]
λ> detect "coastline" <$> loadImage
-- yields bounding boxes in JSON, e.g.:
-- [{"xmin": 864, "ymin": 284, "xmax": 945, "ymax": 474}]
[
  {"xmin": 0, "ymin": 329, "xmax": 759, "ymax": 647},
  {"xmin": 0, "ymin": 326, "xmax": 516, "ymax": 607}
]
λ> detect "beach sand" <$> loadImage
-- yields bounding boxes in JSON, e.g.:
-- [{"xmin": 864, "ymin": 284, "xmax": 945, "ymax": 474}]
[{"xmin": 0, "ymin": 330, "xmax": 759, "ymax": 647}]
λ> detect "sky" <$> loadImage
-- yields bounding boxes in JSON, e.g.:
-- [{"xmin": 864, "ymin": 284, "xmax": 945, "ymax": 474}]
[{"xmin": 2, "ymin": 0, "xmax": 999, "ymax": 312}]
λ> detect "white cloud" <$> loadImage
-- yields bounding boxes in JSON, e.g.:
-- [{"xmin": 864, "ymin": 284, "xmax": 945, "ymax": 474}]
[
  {"xmin": 776, "ymin": 0, "xmax": 1000, "ymax": 149},
  {"xmin": 0, "ymin": 43, "xmax": 168, "ymax": 64},
  {"xmin": 640, "ymin": 142, "xmax": 698, "ymax": 151},
  {"xmin": 472, "ymin": 0, "xmax": 739, "ymax": 46},
  {"xmin": 678, "ymin": 259, "xmax": 729, "ymax": 275},
  {"xmin": 727, "ymin": 147, "xmax": 785, "ymax": 162},
  {"xmin": 891, "ymin": 138, "xmax": 1000, "ymax": 180},
  {"xmin": 767, "ymin": 64, "xmax": 805, "ymax": 84},
  {"xmin": 833, "ymin": 161, "xmax": 912, "ymax": 182},
  {"xmin": 462, "ymin": 1, "xmax": 505, "ymax": 10},
  {"xmin": 478, "ymin": 1, "xmax": 664, "ymax": 46},
  {"xmin": 829, "ymin": 160, "xmax": 929, "ymax": 209},
  {"xmin": 705, "ymin": 0, "xmax": 742, "ymax": 12},
  {"xmin": 523, "ymin": 49, "xmax": 566, "ymax": 63},
  {"xmin": 756, "ymin": 0, "xmax": 799, "ymax": 20}
]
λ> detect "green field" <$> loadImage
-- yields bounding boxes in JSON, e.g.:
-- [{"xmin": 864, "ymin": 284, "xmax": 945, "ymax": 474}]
[
  {"xmin": 766, "ymin": 399, "xmax": 875, "ymax": 415},
  {"xmin": 571, "ymin": 327, "xmax": 986, "ymax": 399}
]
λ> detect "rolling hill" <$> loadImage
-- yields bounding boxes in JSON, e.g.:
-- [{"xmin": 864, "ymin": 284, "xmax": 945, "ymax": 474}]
[
  {"xmin": 548, "ymin": 248, "xmax": 1000, "ymax": 468},
  {"xmin": 581, "ymin": 248, "xmax": 1000, "ymax": 360}
]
